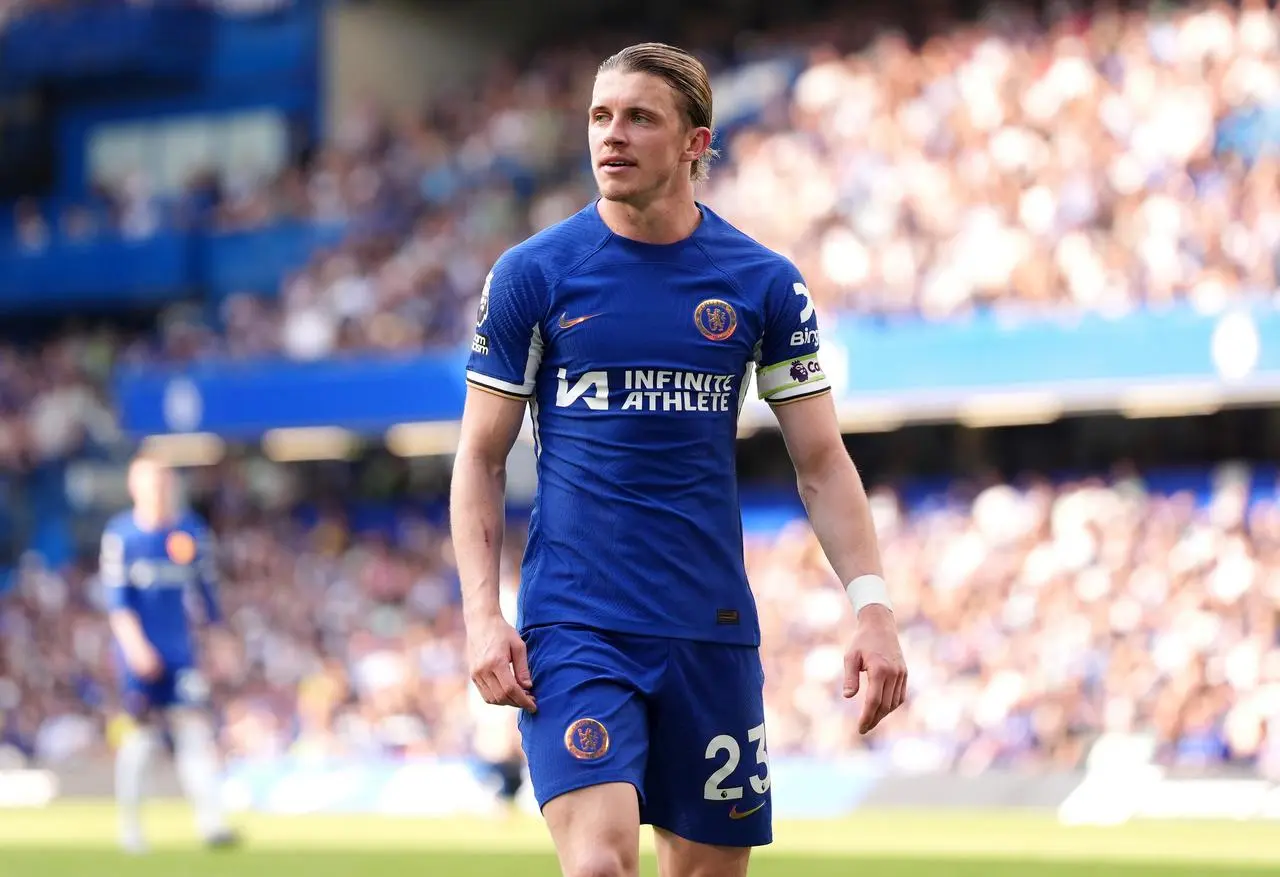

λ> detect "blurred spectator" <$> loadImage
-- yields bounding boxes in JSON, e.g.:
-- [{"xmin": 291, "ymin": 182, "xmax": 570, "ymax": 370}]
[
  {"xmin": 0, "ymin": 333, "xmax": 122, "ymax": 474},
  {"xmin": 13, "ymin": 198, "xmax": 49, "ymax": 252}
]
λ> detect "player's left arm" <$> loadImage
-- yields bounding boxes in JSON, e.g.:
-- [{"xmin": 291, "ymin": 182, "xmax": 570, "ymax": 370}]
[
  {"xmin": 772, "ymin": 393, "xmax": 907, "ymax": 734},
  {"xmin": 757, "ymin": 271, "xmax": 907, "ymax": 734},
  {"xmin": 772, "ymin": 391, "xmax": 884, "ymax": 595}
]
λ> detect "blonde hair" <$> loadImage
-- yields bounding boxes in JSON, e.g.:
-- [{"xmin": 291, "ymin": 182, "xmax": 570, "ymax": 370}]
[{"xmin": 598, "ymin": 42, "xmax": 719, "ymax": 182}]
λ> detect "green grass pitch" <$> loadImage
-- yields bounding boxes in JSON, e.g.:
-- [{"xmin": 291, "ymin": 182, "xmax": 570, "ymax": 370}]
[{"xmin": 1, "ymin": 801, "xmax": 1278, "ymax": 876}]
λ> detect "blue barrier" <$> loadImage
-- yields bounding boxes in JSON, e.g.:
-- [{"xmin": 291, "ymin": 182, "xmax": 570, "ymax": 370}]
[
  {"xmin": 839, "ymin": 306, "xmax": 1280, "ymax": 392},
  {"xmin": 0, "ymin": 4, "xmax": 213, "ymax": 86},
  {"xmin": 115, "ymin": 351, "xmax": 471, "ymax": 439},
  {"xmin": 204, "ymin": 2, "xmax": 319, "ymax": 86},
  {"xmin": 0, "ymin": 220, "xmax": 346, "ymax": 310},
  {"xmin": 201, "ymin": 222, "xmax": 347, "ymax": 301},
  {"xmin": 0, "ymin": 2, "xmax": 315, "ymax": 89},
  {"xmin": 114, "ymin": 305, "xmax": 1280, "ymax": 437},
  {"xmin": 0, "ymin": 231, "xmax": 195, "ymax": 309}
]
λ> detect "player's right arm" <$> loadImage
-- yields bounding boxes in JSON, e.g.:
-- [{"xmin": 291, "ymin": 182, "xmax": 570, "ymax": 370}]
[
  {"xmin": 101, "ymin": 529, "xmax": 162, "ymax": 681},
  {"xmin": 451, "ymin": 254, "xmax": 546, "ymax": 712}
]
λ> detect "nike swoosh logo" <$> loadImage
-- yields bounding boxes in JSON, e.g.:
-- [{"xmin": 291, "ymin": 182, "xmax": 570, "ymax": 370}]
[
  {"xmin": 559, "ymin": 312, "xmax": 600, "ymax": 329},
  {"xmin": 728, "ymin": 801, "xmax": 766, "ymax": 820}
]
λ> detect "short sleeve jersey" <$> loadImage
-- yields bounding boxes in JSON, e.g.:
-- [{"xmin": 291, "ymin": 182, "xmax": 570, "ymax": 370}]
[{"xmin": 465, "ymin": 202, "xmax": 830, "ymax": 646}]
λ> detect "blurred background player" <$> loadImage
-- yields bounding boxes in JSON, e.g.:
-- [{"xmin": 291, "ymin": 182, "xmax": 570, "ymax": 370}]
[{"xmin": 100, "ymin": 455, "xmax": 239, "ymax": 853}]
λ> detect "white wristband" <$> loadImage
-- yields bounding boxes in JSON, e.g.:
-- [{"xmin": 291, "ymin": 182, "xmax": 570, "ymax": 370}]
[{"xmin": 846, "ymin": 574, "xmax": 893, "ymax": 614}]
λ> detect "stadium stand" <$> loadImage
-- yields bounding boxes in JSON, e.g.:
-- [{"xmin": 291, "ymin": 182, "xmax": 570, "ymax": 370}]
[
  {"xmin": 2, "ymin": 0, "xmax": 1280, "ymax": 830},
  {"xmin": 4, "ymin": 456, "xmax": 1280, "ymax": 778},
  {"xmin": 5, "ymin": 1, "xmax": 1278, "ymax": 352}
]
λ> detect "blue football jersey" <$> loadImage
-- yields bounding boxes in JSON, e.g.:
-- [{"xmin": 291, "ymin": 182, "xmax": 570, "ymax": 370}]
[
  {"xmin": 100, "ymin": 509, "xmax": 222, "ymax": 668},
  {"xmin": 465, "ymin": 202, "xmax": 830, "ymax": 646}
]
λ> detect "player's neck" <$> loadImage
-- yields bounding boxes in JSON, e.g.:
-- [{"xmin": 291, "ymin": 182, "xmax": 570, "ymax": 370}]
[
  {"xmin": 597, "ymin": 194, "xmax": 701, "ymax": 245},
  {"xmin": 132, "ymin": 508, "xmax": 174, "ymax": 532}
]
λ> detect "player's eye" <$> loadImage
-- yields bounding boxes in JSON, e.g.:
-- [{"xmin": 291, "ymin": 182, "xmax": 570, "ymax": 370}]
[
  {"xmin": 631, "ymin": 112, "xmax": 649, "ymax": 124},
  {"xmin": 592, "ymin": 112, "xmax": 609, "ymax": 124}
]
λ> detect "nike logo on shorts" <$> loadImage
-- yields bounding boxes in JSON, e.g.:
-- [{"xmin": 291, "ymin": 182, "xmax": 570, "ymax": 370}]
[{"xmin": 728, "ymin": 801, "xmax": 765, "ymax": 820}]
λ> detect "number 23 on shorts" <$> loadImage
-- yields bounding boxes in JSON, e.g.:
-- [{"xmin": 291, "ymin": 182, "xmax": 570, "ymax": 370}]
[{"xmin": 703, "ymin": 722, "xmax": 770, "ymax": 802}]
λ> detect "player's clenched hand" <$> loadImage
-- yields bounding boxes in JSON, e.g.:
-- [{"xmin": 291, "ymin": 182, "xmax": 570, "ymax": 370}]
[
  {"xmin": 466, "ymin": 615, "xmax": 536, "ymax": 712},
  {"xmin": 844, "ymin": 605, "xmax": 907, "ymax": 735}
]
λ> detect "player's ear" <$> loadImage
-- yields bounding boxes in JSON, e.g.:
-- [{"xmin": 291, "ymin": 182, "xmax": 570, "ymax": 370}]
[{"xmin": 682, "ymin": 126, "xmax": 713, "ymax": 166}]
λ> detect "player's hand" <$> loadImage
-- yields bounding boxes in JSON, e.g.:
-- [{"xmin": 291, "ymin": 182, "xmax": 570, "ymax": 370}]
[
  {"xmin": 844, "ymin": 604, "xmax": 907, "ymax": 735},
  {"xmin": 128, "ymin": 643, "xmax": 164, "ymax": 682},
  {"xmin": 466, "ymin": 614, "xmax": 536, "ymax": 712}
]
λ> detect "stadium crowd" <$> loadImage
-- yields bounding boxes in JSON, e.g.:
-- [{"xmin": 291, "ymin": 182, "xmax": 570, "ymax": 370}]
[
  {"xmin": 3, "ymin": 460, "xmax": 1280, "ymax": 779},
  {"xmin": 0, "ymin": 332, "xmax": 121, "ymax": 476},
  {"xmin": 10, "ymin": 0, "xmax": 1280, "ymax": 362},
  {"xmin": 711, "ymin": 0, "xmax": 1280, "ymax": 319},
  {"xmin": 225, "ymin": 0, "xmax": 1280, "ymax": 336}
]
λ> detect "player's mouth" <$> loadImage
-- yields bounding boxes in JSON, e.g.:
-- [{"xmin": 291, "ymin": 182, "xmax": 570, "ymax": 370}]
[{"xmin": 599, "ymin": 157, "xmax": 636, "ymax": 174}]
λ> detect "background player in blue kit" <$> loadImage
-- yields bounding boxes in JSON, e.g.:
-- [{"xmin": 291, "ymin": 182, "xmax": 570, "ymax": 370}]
[
  {"xmin": 451, "ymin": 42, "xmax": 908, "ymax": 877},
  {"xmin": 101, "ymin": 455, "xmax": 239, "ymax": 853}
]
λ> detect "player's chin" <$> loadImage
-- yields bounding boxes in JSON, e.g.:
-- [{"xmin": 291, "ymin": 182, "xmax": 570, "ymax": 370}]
[{"xmin": 594, "ymin": 174, "xmax": 643, "ymax": 202}]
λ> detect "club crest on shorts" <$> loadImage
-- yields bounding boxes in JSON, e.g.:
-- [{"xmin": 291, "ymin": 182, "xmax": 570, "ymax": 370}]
[
  {"xmin": 564, "ymin": 717, "xmax": 610, "ymax": 760},
  {"xmin": 166, "ymin": 531, "xmax": 196, "ymax": 565},
  {"xmin": 694, "ymin": 299, "xmax": 737, "ymax": 341}
]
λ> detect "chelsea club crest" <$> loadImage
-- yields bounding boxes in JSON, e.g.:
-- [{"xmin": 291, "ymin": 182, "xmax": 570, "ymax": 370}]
[
  {"xmin": 694, "ymin": 299, "xmax": 737, "ymax": 342},
  {"xmin": 564, "ymin": 718, "xmax": 610, "ymax": 760}
]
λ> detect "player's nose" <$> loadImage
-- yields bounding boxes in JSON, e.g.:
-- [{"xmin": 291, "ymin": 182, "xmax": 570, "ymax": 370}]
[{"xmin": 601, "ymin": 120, "xmax": 628, "ymax": 145}]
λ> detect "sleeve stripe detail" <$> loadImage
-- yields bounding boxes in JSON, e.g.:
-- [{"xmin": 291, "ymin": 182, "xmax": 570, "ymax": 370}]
[
  {"xmin": 767, "ymin": 386, "xmax": 832, "ymax": 407},
  {"xmin": 763, "ymin": 375, "xmax": 832, "ymax": 401},
  {"xmin": 467, "ymin": 370, "xmax": 533, "ymax": 399},
  {"xmin": 465, "ymin": 378, "xmax": 529, "ymax": 404},
  {"xmin": 468, "ymin": 381, "xmax": 531, "ymax": 402}
]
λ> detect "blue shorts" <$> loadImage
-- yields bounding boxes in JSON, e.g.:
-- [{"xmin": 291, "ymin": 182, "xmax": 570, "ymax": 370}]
[
  {"xmin": 518, "ymin": 624, "xmax": 772, "ymax": 848},
  {"xmin": 120, "ymin": 665, "xmax": 209, "ymax": 718}
]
